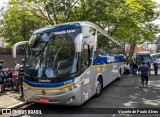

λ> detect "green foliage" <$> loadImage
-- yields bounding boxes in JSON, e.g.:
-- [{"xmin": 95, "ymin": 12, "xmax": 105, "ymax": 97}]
[
  {"xmin": 156, "ymin": 44, "xmax": 160, "ymax": 53},
  {"xmin": 0, "ymin": 0, "xmax": 160, "ymax": 62},
  {"xmin": 0, "ymin": 0, "xmax": 45, "ymax": 47}
]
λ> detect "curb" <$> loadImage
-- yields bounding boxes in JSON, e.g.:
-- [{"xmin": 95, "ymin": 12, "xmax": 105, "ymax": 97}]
[
  {"xmin": 0, "ymin": 101, "xmax": 27, "ymax": 114},
  {"xmin": 7, "ymin": 101, "xmax": 27, "ymax": 109}
]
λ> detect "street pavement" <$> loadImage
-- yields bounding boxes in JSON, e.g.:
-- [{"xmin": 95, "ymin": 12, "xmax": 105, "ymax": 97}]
[
  {"xmin": 1, "ymin": 71, "xmax": 160, "ymax": 117},
  {"xmin": 0, "ymin": 90, "xmax": 24, "ymax": 109}
]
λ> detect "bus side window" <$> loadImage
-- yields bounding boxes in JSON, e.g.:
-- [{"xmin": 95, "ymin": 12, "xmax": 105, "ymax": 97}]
[{"xmin": 81, "ymin": 44, "xmax": 90, "ymax": 72}]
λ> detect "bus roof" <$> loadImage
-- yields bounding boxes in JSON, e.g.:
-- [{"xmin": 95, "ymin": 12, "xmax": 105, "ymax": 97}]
[
  {"xmin": 33, "ymin": 21, "xmax": 121, "ymax": 47},
  {"xmin": 151, "ymin": 53, "xmax": 160, "ymax": 56},
  {"xmin": 33, "ymin": 22, "xmax": 81, "ymax": 34},
  {"xmin": 137, "ymin": 51, "xmax": 150, "ymax": 55},
  {"xmin": 33, "ymin": 21, "xmax": 107, "ymax": 34}
]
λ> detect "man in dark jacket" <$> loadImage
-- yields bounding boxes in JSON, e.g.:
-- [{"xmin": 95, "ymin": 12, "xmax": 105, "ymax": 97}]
[
  {"xmin": 0, "ymin": 60, "xmax": 4, "ymax": 93},
  {"xmin": 138, "ymin": 61, "xmax": 150, "ymax": 88},
  {"xmin": 153, "ymin": 62, "xmax": 158, "ymax": 75}
]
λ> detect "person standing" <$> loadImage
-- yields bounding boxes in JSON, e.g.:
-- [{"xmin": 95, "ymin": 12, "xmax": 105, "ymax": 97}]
[
  {"xmin": 18, "ymin": 59, "xmax": 25, "ymax": 98},
  {"xmin": 133, "ymin": 63, "xmax": 138, "ymax": 75},
  {"xmin": 0, "ymin": 60, "xmax": 4, "ymax": 93},
  {"xmin": 138, "ymin": 61, "xmax": 150, "ymax": 88},
  {"xmin": 14, "ymin": 60, "xmax": 21, "ymax": 90},
  {"xmin": 153, "ymin": 62, "xmax": 158, "ymax": 75},
  {"xmin": 15, "ymin": 60, "xmax": 21, "ymax": 70},
  {"xmin": 131, "ymin": 62, "xmax": 137, "ymax": 75}
]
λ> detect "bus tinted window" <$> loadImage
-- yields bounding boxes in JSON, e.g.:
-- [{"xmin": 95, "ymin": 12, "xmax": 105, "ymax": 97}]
[
  {"xmin": 94, "ymin": 31, "xmax": 123, "ymax": 64},
  {"xmin": 97, "ymin": 32, "xmax": 123, "ymax": 55},
  {"xmin": 81, "ymin": 26, "xmax": 95, "ymax": 70}
]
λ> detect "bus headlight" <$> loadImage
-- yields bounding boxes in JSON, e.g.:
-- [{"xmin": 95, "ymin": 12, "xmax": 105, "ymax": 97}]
[{"xmin": 62, "ymin": 81, "xmax": 81, "ymax": 92}]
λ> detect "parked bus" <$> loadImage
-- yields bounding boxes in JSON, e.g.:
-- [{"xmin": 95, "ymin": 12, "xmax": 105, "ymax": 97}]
[
  {"xmin": 12, "ymin": 21, "xmax": 124, "ymax": 106},
  {"xmin": 151, "ymin": 53, "xmax": 160, "ymax": 62},
  {"xmin": 135, "ymin": 51, "xmax": 152, "ymax": 67},
  {"xmin": 151, "ymin": 53, "xmax": 160, "ymax": 69}
]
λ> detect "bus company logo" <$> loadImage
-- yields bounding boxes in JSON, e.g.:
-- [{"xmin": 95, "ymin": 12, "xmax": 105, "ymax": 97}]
[
  {"xmin": 2, "ymin": 109, "xmax": 42, "ymax": 115},
  {"xmin": 38, "ymin": 79, "xmax": 51, "ymax": 82},
  {"xmin": 2, "ymin": 109, "xmax": 11, "ymax": 115},
  {"xmin": 53, "ymin": 29, "xmax": 76, "ymax": 35},
  {"xmin": 63, "ymin": 80, "xmax": 73, "ymax": 85},
  {"xmin": 41, "ymin": 90, "xmax": 46, "ymax": 95}
]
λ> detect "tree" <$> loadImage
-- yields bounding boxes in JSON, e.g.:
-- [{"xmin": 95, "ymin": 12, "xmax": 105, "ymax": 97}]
[
  {"xmin": 95, "ymin": 0, "xmax": 160, "ymax": 62},
  {"xmin": 68, "ymin": 0, "xmax": 160, "ymax": 62},
  {"xmin": 17, "ymin": 0, "xmax": 80, "ymax": 25},
  {"xmin": 0, "ymin": 0, "xmax": 45, "ymax": 47},
  {"xmin": 0, "ymin": 0, "xmax": 159, "ymax": 63}
]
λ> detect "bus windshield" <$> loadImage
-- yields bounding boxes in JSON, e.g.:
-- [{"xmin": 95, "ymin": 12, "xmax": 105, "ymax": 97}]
[
  {"xmin": 25, "ymin": 28, "xmax": 80, "ymax": 78},
  {"xmin": 136, "ymin": 54, "xmax": 150, "ymax": 63}
]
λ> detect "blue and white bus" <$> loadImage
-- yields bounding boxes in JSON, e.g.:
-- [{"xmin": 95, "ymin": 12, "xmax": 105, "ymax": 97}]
[
  {"xmin": 135, "ymin": 51, "xmax": 152, "ymax": 67},
  {"xmin": 12, "ymin": 21, "xmax": 124, "ymax": 106},
  {"xmin": 151, "ymin": 53, "xmax": 160, "ymax": 62}
]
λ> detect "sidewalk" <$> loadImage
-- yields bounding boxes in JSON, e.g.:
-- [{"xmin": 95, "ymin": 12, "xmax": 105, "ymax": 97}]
[{"xmin": 0, "ymin": 89, "xmax": 25, "ymax": 109}]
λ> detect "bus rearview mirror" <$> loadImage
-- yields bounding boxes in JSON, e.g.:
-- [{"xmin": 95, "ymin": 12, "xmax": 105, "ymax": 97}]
[{"xmin": 12, "ymin": 41, "xmax": 29, "ymax": 58}]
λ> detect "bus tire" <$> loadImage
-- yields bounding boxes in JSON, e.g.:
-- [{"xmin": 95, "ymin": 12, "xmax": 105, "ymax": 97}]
[{"xmin": 95, "ymin": 77, "xmax": 103, "ymax": 97}]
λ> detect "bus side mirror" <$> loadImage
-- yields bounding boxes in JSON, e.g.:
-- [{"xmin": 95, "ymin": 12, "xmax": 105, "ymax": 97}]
[{"xmin": 12, "ymin": 41, "xmax": 29, "ymax": 58}]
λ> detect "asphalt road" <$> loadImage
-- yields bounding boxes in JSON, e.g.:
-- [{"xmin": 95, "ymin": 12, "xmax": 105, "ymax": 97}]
[{"xmin": 7, "ymin": 74, "xmax": 160, "ymax": 117}]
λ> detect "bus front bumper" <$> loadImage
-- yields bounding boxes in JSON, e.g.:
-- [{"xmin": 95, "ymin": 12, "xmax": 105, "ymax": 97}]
[{"xmin": 23, "ymin": 84, "xmax": 82, "ymax": 106}]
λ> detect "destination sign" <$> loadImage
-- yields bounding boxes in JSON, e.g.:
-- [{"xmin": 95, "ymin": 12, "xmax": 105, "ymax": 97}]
[{"xmin": 53, "ymin": 29, "xmax": 76, "ymax": 35}]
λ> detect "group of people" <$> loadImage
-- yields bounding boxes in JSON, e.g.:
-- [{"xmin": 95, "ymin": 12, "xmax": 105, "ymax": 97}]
[
  {"xmin": 0, "ymin": 59, "xmax": 25, "ymax": 98},
  {"xmin": 124, "ymin": 61, "xmax": 159, "ymax": 88},
  {"xmin": 123, "ymin": 62, "xmax": 138, "ymax": 75}
]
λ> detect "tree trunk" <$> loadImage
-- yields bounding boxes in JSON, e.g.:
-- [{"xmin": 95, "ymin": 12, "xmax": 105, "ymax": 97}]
[{"xmin": 123, "ymin": 44, "xmax": 136, "ymax": 64}]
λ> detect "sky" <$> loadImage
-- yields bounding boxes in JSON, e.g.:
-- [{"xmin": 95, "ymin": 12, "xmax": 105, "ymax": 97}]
[
  {"xmin": 0, "ymin": 0, "xmax": 8, "ymax": 8},
  {"xmin": 152, "ymin": 0, "xmax": 160, "ymax": 25}
]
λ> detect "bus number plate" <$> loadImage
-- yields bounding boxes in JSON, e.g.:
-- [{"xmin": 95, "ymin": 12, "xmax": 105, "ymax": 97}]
[{"xmin": 39, "ymin": 98, "xmax": 49, "ymax": 103}]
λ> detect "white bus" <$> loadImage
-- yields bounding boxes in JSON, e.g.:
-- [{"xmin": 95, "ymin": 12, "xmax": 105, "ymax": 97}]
[
  {"xmin": 135, "ymin": 51, "xmax": 152, "ymax": 67},
  {"xmin": 12, "ymin": 21, "xmax": 124, "ymax": 106},
  {"xmin": 151, "ymin": 53, "xmax": 160, "ymax": 62},
  {"xmin": 151, "ymin": 53, "xmax": 160, "ymax": 69}
]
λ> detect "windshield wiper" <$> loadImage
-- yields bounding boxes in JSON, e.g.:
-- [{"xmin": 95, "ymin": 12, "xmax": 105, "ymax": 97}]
[
  {"xmin": 35, "ymin": 43, "xmax": 47, "ymax": 58},
  {"xmin": 53, "ymin": 39, "xmax": 65, "ymax": 62}
]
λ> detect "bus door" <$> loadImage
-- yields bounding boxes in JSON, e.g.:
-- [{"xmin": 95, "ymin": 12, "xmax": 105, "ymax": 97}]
[{"xmin": 80, "ymin": 34, "xmax": 95, "ymax": 103}]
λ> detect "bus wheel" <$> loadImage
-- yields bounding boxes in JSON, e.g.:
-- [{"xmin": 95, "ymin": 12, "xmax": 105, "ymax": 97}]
[{"xmin": 95, "ymin": 77, "xmax": 103, "ymax": 97}]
